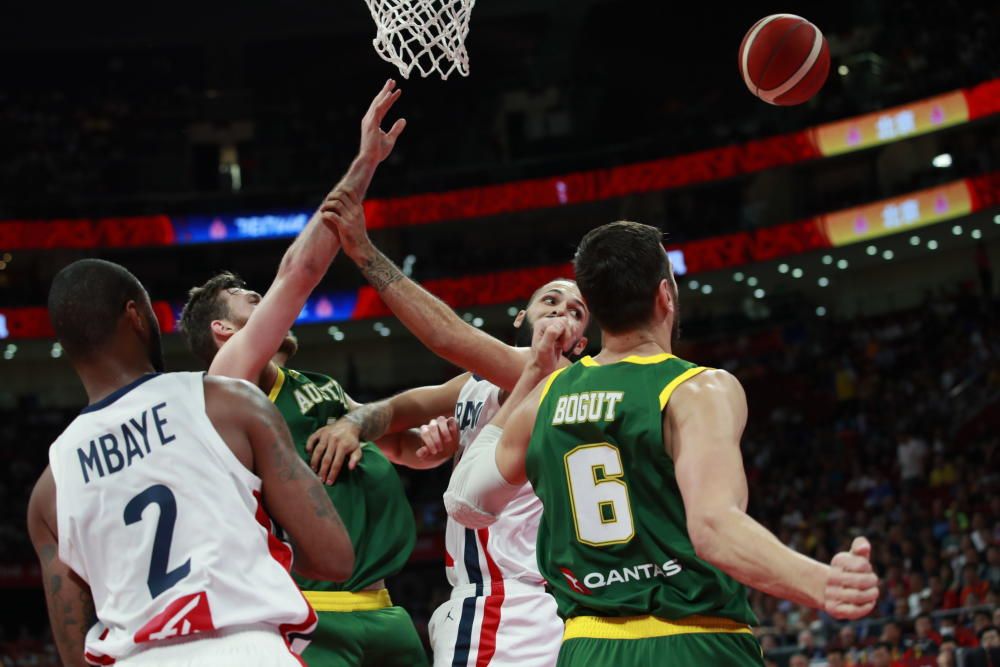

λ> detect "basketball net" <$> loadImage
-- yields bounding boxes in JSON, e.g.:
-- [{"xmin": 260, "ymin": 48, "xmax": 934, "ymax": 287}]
[{"xmin": 364, "ymin": 0, "xmax": 476, "ymax": 79}]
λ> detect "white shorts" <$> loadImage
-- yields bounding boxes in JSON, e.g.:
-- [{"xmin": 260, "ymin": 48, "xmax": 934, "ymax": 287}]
[
  {"xmin": 429, "ymin": 580, "xmax": 563, "ymax": 667},
  {"xmin": 117, "ymin": 625, "xmax": 304, "ymax": 667}
]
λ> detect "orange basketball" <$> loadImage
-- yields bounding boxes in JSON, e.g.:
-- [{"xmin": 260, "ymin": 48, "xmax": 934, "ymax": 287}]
[{"xmin": 738, "ymin": 14, "xmax": 830, "ymax": 106}]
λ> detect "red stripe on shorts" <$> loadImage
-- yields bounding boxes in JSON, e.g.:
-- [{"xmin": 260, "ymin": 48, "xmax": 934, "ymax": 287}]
[{"xmin": 475, "ymin": 527, "xmax": 505, "ymax": 667}]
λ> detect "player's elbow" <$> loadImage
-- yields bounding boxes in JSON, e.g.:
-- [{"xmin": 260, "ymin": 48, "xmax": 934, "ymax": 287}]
[
  {"xmin": 305, "ymin": 545, "xmax": 355, "ymax": 582},
  {"xmin": 687, "ymin": 511, "xmax": 726, "ymax": 564}
]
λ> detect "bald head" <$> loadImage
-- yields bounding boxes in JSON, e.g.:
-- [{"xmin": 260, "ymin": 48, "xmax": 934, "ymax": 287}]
[{"xmin": 48, "ymin": 259, "xmax": 163, "ymax": 370}]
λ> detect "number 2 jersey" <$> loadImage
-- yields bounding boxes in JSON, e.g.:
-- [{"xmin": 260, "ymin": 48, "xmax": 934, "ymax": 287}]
[
  {"xmin": 47, "ymin": 372, "xmax": 316, "ymax": 664},
  {"xmin": 525, "ymin": 354, "xmax": 757, "ymax": 625}
]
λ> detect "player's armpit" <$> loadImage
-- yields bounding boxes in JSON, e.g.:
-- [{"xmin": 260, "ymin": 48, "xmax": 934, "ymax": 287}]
[{"xmin": 28, "ymin": 468, "xmax": 94, "ymax": 667}]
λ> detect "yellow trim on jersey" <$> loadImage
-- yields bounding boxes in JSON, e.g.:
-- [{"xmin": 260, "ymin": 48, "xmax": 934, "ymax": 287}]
[
  {"xmin": 538, "ymin": 367, "xmax": 568, "ymax": 404},
  {"xmin": 267, "ymin": 367, "xmax": 286, "ymax": 403},
  {"xmin": 303, "ymin": 589, "xmax": 392, "ymax": 612},
  {"xmin": 658, "ymin": 366, "xmax": 708, "ymax": 410},
  {"xmin": 580, "ymin": 353, "xmax": 676, "ymax": 367},
  {"xmin": 563, "ymin": 614, "xmax": 752, "ymax": 641}
]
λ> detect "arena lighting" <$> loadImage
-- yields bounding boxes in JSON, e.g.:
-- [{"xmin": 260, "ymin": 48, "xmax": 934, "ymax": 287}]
[
  {"xmin": 700, "ymin": 284, "xmax": 713, "ymax": 295},
  {"xmin": 0, "ymin": 261, "xmax": 6, "ymax": 270},
  {"xmin": 866, "ymin": 245, "xmax": 878, "ymax": 256},
  {"xmin": 910, "ymin": 236, "xmax": 921, "ymax": 246},
  {"xmin": 746, "ymin": 277, "xmax": 758, "ymax": 287},
  {"xmin": 971, "ymin": 229, "xmax": 982, "ymax": 239},
  {"xmin": 792, "ymin": 268, "xmax": 804, "ymax": 279},
  {"xmin": 995, "ymin": 214, "xmax": 1000, "ymax": 225},
  {"xmin": 882, "ymin": 249, "xmax": 895, "ymax": 260},
  {"xmin": 507, "ymin": 306, "xmax": 519, "ymax": 317},
  {"xmin": 952, "ymin": 225, "xmax": 963, "ymax": 235},
  {"xmin": 2, "ymin": 253, "xmax": 10, "ymax": 262},
  {"xmin": 3, "ymin": 343, "xmax": 15, "ymax": 360},
  {"xmin": 821, "ymin": 255, "xmax": 833, "ymax": 265},
  {"xmin": 927, "ymin": 240, "xmax": 939, "ymax": 250},
  {"xmin": 472, "ymin": 317, "xmax": 484, "ymax": 327},
  {"xmin": 688, "ymin": 280, "xmax": 700, "ymax": 290},
  {"xmin": 462, "ymin": 312, "xmax": 474, "ymax": 322},
  {"xmin": 816, "ymin": 306, "xmax": 827, "ymax": 316},
  {"xmin": 379, "ymin": 328, "xmax": 391, "ymax": 337},
  {"xmin": 778, "ymin": 264, "xmax": 789, "ymax": 274},
  {"xmin": 50, "ymin": 343, "xmax": 62, "ymax": 358},
  {"xmin": 837, "ymin": 65, "xmax": 849, "ymax": 76},
  {"xmin": 333, "ymin": 331, "xmax": 345, "ymax": 342},
  {"xmin": 932, "ymin": 153, "xmax": 953, "ymax": 168},
  {"xmin": 753, "ymin": 288, "xmax": 766, "ymax": 299},
  {"xmin": 818, "ymin": 277, "xmax": 830, "ymax": 287},
  {"xmin": 733, "ymin": 272, "xmax": 745, "ymax": 282},
  {"xmin": 837, "ymin": 259, "xmax": 849, "ymax": 269},
  {"xmin": 373, "ymin": 322, "xmax": 386, "ymax": 331}
]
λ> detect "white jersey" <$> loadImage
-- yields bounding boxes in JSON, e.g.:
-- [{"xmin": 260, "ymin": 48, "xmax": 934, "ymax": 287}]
[
  {"xmin": 447, "ymin": 375, "xmax": 544, "ymax": 589},
  {"xmin": 432, "ymin": 375, "xmax": 561, "ymax": 667},
  {"xmin": 48, "ymin": 372, "xmax": 316, "ymax": 664}
]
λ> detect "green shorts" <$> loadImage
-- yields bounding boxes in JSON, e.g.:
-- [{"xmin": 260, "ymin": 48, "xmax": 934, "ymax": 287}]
[
  {"xmin": 557, "ymin": 615, "xmax": 764, "ymax": 667},
  {"xmin": 300, "ymin": 591, "xmax": 429, "ymax": 667}
]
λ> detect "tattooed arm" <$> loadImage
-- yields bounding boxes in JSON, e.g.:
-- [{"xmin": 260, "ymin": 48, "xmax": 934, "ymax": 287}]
[
  {"xmin": 27, "ymin": 468, "xmax": 93, "ymax": 667},
  {"xmin": 203, "ymin": 376, "xmax": 355, "ymax": 580},
  {"xmin": 321, "ymin": 197, "xmax": 530, "ymax": 391},
  {"xmin": 306, "ymin": 374, "xmax": 469, "ymax": 483}
]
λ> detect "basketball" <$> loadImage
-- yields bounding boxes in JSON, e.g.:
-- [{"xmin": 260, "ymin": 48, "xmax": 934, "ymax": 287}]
[{"xmin": 739, "ymin": 14, "xmax": 830, "ymax": 106}]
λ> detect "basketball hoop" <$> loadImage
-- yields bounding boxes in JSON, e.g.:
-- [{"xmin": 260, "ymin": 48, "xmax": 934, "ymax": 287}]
[{"xmin": 363, "ymin": 0, "xmax": 476, "ymax": 80}]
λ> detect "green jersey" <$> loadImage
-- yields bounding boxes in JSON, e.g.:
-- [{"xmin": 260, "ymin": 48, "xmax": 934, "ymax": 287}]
[
  {"xmin": 525, "ymin": 353, "xmax": 757, "ymax": 625},
  {"xmin": 268, "ymin": 367, "xmax": 415, "ymax": 592}
]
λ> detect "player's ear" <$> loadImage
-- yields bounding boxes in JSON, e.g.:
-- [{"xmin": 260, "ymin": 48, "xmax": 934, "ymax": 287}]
[
  {"xmin": 123, "ymin": 300, "xmax": 146, "ymax": 334},
  {"xmin": 512, "ymin": 310, "xmax": 527, "ymax": 328},
  {"xmin": 211, "ymin": 319, "xmax": 235, "ymax": 345},
  {"xmin": 656, "ymin": 279, "xmax": 674, "ymax": 317},
  {"xmin": 572, "ymin": 336, "xmax": 588, "ymax": 356}
]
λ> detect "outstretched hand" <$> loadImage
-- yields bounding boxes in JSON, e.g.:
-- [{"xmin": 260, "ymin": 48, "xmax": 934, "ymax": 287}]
[
  {"xmin": 824, "ymin": 537, "xmax": 879, "ymax": 620},
  {"xmin": 360, "ymin": 79, "xmax": 407, "ymax": 164},
  {"xmin": 321, "ymin": 187, "xmax": 369, "ymax": 262}
]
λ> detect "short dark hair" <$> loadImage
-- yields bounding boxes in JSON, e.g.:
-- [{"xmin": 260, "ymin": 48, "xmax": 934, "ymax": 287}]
[
  {"xmin": 179, "ymin": 272, "xmax": 245, "ymax": 365},
  {"xmin": 573, "ymin": 221, "xmax": 671, "ymax": 333},
  {"xmin": 48, "ymin": 259, "xmax": 146, "ymax": 359}
]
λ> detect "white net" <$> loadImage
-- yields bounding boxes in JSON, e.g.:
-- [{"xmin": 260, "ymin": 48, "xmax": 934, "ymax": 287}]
[{"xmin": 364, "ymin": 0, "xmax": 476, "ymax": 80}]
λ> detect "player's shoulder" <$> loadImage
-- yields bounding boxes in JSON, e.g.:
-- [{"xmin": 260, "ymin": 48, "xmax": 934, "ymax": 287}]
[
  {"xmin": 670, "ymin": 368, "xmax": 746, "ymax": 408},
  {"xmin": 203, "ymin": 373, "xmax": 269, "ymax": 407}
]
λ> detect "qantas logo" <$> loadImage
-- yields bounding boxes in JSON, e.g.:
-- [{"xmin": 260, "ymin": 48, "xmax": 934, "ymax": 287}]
[
  {"xmin": 560, "ymin": 567, "xmax": 592, "ymax": 595},
  {"xmin": 134, "ymin": 591, "xmax": 215, "ymax": 643},
  {"xmin": 562, "ymin": 561, "xmax": 683, "ymax": 592}
]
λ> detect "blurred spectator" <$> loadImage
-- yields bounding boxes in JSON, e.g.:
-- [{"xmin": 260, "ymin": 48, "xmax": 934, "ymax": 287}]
[{"xmin": 980, "ymin": 626, "xmax": 1000, "ymax": 649}]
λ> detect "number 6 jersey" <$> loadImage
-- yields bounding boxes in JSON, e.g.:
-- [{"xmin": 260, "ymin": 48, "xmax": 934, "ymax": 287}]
[
  {"xmin": 47, "ymin": 372, "xmax": 316, "ymax": 664},
  {"xmin": 525, "ymin": 354, "xmax": 758, "ymax": 625}
]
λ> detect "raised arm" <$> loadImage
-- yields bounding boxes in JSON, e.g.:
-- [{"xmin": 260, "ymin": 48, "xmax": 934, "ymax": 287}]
[
  {"xmin": 321, "ymin": 202, "xmax": 529, "ymax": 391},
  {"xmin": 204, "ymin": 376, "xmax": 354, "ymax": 581},
  {"xmin": 27, "ymin": 468, "xmax": 94, "ymax": 667},
  {"xmin": 669, "ymin": 369, "xmax": 879, "ymax": 620},
  {"xmin": 305, "ymin": 373, "xmax": 469, "ymax": 482},
  {"xmin": 209, "ymin": 80, "xmax": 405, "ymax": 381}
]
